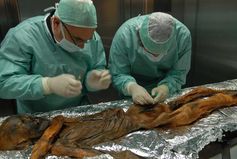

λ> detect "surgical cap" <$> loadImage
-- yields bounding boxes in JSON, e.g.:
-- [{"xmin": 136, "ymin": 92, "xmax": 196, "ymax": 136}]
[
  {"xmin": 55, "ymin": 0, "xmax": 97, "ymax": 28},
  {"xmin": 139, "ymin": 12, "xmax": 175, "ymax": 54}
]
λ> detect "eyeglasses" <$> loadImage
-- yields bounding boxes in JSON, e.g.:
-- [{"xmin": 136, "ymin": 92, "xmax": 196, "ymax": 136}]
[
  {"xmin": 137, "ymin": 31, "xmax": 144, "ymax": 48},
  {"xmin": 60, "ymin": 21, "xmax": 90, "ymax": 45}
]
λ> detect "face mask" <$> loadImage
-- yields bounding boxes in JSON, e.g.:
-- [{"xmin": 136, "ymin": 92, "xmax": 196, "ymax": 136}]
[
  {"xmin": 145, "ymin": 51, "xmax": 165, "ymax": 62},
  {"xmin": 56, "ymin": 23, "xmax": 82, "ymax": 53},
  {"xmin": 138, "ymin": 47, "xmax": 166, "ymax": 62}
]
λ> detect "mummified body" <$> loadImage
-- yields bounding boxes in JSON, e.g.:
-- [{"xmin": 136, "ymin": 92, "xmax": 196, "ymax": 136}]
[
  {"xmin": 127, "ymin": 87, "xmax": 237, "ymax": 128},
  {"xmin": 0, "ymin": 115, "xmax": 49, "ymax": 150},
  {"xmin": 0, "ymin": 87, "xmax": 237, "ymax": 158}
]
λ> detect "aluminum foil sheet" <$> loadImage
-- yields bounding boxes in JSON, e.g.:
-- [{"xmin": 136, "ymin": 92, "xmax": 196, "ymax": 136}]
[{"xmin": 1, "ymin": 79, "xmax": 237, "ymax": 159}]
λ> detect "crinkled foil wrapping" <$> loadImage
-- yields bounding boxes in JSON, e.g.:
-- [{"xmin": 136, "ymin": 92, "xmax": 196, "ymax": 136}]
[{"xmin": 1, "ymin": 79, "xmax": 237, "ymax": 159}]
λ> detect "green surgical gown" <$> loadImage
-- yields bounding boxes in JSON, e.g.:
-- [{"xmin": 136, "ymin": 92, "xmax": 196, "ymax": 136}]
[
  {"xmin": 0, "ymin": 14, "xmax": 106, "ymax": 113},
  {"xmin": 109, "ymin": 15, "xmax": 192, "ymax": 96}
]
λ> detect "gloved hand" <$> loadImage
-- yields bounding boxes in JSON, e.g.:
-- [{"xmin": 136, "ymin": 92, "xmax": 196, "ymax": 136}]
[
  {"xmin": 127, "ymin": 82, "xmax": 154, "ymax": 105},
  {"xmin": 42, "ymin": 74, "xmax": 82, "ymax": 97},
  {"xmin": 86, "ymin": 69, "xmax": 111, "ymax": 91},
  {"xmin": 151, "ymin": 84, "xmax": 169, "ymax": 104}
]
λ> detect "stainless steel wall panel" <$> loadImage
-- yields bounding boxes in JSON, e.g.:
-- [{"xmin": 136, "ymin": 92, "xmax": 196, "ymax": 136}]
[
  {"xmin": 94, "ymin": 0, "xmax": 154, "ymax": 61},
  {"xmin": 192, "ymin": 0, "xmax": 237, "ymax": 85},
  {"xmin": 171, "ymin": 0, "xmax": 237, "ymax": 87},
  {"xmin": 0, "ymin": 0, "xmax": 20, "ymax": 116},
  {"xmin": 0, "ymin": 0, "xmax": 20, "ymax": 42},
  {"xmin": 93, "ymin": 0, "xmax": 123, "ymax": 60},
  {"xmin": 18, "ymin": 0, "xmax": 58, "ymax": 21}
]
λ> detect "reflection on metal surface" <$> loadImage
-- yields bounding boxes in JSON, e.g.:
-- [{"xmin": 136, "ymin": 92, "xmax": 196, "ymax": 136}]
[
  {"xmin": 94, "ymin": 0, "xmax": 154, "ymax": 60},
  {"xmin": 171, "ymin": 0, "xmax": 237, "ymax": 87},
  {"xmin": 193, "ymin": 0, "xmax": 237, "ymax": 85},
  {"xmin": 0, "ymin": 0, "xmax": 19, "ymax": 116},
  {"xmin": 18, "ymin": 0, "xmax": 58, "ymax": 21},
  {"xmin": 0, "ymin": 0, "xmax": 20, "ymax": 42}
]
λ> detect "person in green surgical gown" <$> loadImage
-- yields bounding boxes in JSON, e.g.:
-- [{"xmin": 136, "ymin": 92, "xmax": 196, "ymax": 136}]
[
  {"xmin": 109, "ymin": 12, "xmax": 192, "ymax": 105},
  {"xmin": 0, "ymin": 0, "xmax": 111, "ymax": 113}
]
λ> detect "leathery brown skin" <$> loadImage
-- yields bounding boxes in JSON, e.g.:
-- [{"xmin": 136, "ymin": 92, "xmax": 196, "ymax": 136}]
[
  {"xmin": 30, "ymin": 115, "xmax": 64, "ymax": 159},
  {"xmin": 0, "ymin": 115, "xmax": 50, "ymax": 150},
  {"xmin": 51, "ymin": 143, "xmax": 102, "ymax": 159},
  {"xmin": 1, "ymin": 87, "xmax": 237, "ymax": 158},
  {"xmin": 168, "ymin": 87, "xmax": 227, "ymax": 110},
  {"xmin": 127, "ymin": 87, "xmax": 237, "ymax": 128},
  {"xmin": 157, "ymin": 92, "xmax": 237, "ymax": 127},
  {"xmin": 50, "ymin": 87, "xmax": 237, "ymax": 158},
  {"xmin": 50, "ymin": 108, "xmax": 140, "ymax": 158}
]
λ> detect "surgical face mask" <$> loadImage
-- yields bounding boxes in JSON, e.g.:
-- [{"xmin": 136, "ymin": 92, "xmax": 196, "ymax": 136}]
[
  {"xmin": 146, "ymin": 51, "xmax": 165, "ymax": 62},
  {"xmin": 137, "ymin": 30, "xmax": 166, "ymax": 62},
  {"xmin": 56, "ymin": 23, "xmax": 82, "ymax": 53},
  {"xmin": 138, "ymin": 47, "xmax": 166, "ymax": 62}
]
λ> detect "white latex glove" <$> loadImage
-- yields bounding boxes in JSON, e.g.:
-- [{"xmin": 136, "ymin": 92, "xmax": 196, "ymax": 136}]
[
  {"xmin": 151, "ymin": 84, "xmax": 169, "ymax": 104},
  {"xmin": 86, "ymin": 69, "xmax": 111, "ymax": 91},
  {"xmin": 42, "ymin": 74, "xmax": 82, "ymax": 97},
  {"xmin": 127, "ymin": 82, "xmax": 154, "ymax": 105}
]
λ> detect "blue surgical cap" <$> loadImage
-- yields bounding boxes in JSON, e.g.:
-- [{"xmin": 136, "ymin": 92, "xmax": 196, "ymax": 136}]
[
  {"xmin": 55, "ymin": 0, "xmax": 97, "ymax": 28},
  {"xmin": 139, "ymin": 12, "xmax": 176, "ymax": 54}
]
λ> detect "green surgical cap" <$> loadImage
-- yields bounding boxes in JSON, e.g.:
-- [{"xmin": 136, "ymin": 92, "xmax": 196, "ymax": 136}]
[
  {"xmin": 139, "ymin": 12, "xmax": 176, "ymax": 54},
  {"xmin": 55, "ymin": 0, "xmax": 97, "ymax": 28}
]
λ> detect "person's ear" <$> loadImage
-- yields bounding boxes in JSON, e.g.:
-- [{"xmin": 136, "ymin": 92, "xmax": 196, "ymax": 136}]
[
  {"xmin": 51, "ymin": 16, "xmax": 62, "ymax": 41},
  {"xmin": 53, "ymin": 16, "xmax": 60, "ymax": 25},
  {"xmin": 51, "ymin": 16, "xmax": 61, "ymax": 33}
]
